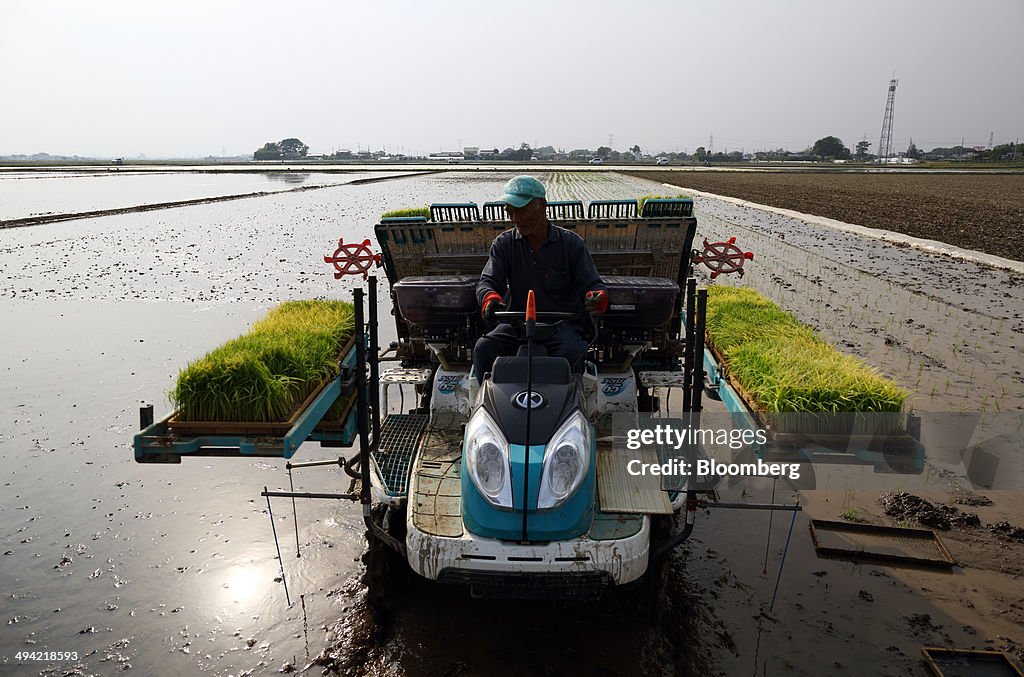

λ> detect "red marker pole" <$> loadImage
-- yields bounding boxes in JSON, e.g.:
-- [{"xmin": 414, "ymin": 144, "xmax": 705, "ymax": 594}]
[
  {"xmin": 522, "ymin": 290, "xmax": 536, "ymax": 542},
  {"xmin": 525, "ymin": 289, "xmax": 536, "ymax": 337}
]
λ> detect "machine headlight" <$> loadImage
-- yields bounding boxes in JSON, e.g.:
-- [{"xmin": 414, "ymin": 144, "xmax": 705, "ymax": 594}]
[
  {"xmin": 464, "ymin": 409, "xmax": 512, "ymax": 508},
  {"xmin": 538, "ymin": 411, "xmax": 592, "ymax": 509}
]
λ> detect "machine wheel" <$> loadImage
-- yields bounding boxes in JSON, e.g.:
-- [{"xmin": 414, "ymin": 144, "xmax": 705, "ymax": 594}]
[
  {"xmin": 638, "ymin": 514, "xmax": 675, "ymax": 620},
  {"xmin": 637, "ymin": 386, "xmax": 660, "ymax": 414},
  {"xmin": 362, "ymin": 503, "xmax": 410, "ymax": 617}
]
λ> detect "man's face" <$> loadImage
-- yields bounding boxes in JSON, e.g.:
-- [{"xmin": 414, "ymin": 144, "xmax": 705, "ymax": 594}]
[{"xmin": 506, "ymin": 198, "xmax": 547, "ymax": 237}]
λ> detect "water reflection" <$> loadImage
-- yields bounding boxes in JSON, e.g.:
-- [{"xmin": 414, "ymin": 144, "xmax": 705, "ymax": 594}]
[
  {"xmin": 265, "ymin": 172, "xmax": 309, "ymax": 185},
  {"xmin": 221, "ymin": 564, "xmax": 265, "ymax": 604},
  {"xmin": 0, "ymin": 170, "xmax": 363, "ymax": 220}
]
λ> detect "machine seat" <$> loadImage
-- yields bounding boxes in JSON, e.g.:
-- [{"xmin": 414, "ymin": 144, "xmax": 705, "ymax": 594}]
[{"xmin": 492, "ymin": 356, "xmax": 571, "ymax": 385}]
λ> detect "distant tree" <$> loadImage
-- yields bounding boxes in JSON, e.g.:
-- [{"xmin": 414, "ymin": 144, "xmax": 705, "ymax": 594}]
[
  {"xmin": 694, "ymin": 146, "xmax": 708, "ymax": 162},
  {"xmin": 279, "ymin": 138, "xmax": 309, "ymax": 157},
  {"xmin": 630, "ymin": 144, "xmax": 641, "ymax": 158},
  {"xmin": 906, "ymin": 141, "xmax": 922, "ymax": 160},
  {"xmin": 855, "ymin": 140, "xmax": 872, "ymax": 160},
  {"xmin": 497, "ymin": 145, "xmax": 530, "ymax": 161},
  {"xmin": 254, "ymin": 142, "xmax": 281, "ymax": 160},
  {"xmin": 989, "ymin": 142, "xmax": 1016, "ymax": 161},
  {"xmin": 596, "ymin": 146, "xmax": 612, "ymax": 159},
  {"xmin": 927, "ymin": 146, "xmax": 958, "ymax": 158},
  {"xmin": 811, "ymin": 136, "xmax": 851, "ymax": 160},
  {"xmin": 510, "ymin": 142, "xmax": 533, "ymax": 161}
]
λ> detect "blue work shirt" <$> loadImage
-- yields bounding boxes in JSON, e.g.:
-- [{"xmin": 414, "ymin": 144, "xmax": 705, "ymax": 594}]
[{"xmin": 476, "ymin": 224, "xmax": 606, "ymax": 315}]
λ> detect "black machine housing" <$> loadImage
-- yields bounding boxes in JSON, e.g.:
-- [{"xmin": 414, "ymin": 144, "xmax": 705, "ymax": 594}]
[{"xmin": 393, "ymin": 274, "xmax": 681, "ymax": 361}]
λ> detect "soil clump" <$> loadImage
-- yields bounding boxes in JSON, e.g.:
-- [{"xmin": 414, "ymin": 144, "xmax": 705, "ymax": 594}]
[{"xmin": 881, "ymin": 491, "xmax": 982, "ymax": 529}]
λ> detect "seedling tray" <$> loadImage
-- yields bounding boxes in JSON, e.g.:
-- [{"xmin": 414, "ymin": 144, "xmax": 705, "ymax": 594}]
[
  {"xmin": 921, "ymin": 647, "xmax": 1024, "ymax": 677},
  {"xmin": 809, "ymin": 519, "xmax": 955, "ymax": 568},
  {"xmin": 134, "ymin": 337, "xmax": 360, "ymax": 463},
  {"xmin": 703, "ymin": 344, "xmax": 924, "ymax": 470},
  {"xmin": 168, "ymin": 335, "xmax": 356, "ymax": 432}
]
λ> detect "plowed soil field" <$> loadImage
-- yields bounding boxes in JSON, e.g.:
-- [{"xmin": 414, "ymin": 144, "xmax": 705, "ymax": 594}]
[{"xmin": 625, "ymin": 170, "xmax": 1024, "ymax": 262}]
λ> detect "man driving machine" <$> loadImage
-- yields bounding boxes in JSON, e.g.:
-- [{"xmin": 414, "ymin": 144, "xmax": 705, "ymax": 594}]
[{"xmin": 473, "ymin": 175, "xmax": 608, "ymax": 383}]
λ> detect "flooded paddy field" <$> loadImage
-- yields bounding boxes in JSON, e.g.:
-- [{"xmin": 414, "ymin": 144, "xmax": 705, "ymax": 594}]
[
  {"xmin": 0, "ymin": 171, "xmax": 405, "ymax": 222},
  {"xmin": 1, "ymin": 170, "xmax": 1022, "ymax": 675}
]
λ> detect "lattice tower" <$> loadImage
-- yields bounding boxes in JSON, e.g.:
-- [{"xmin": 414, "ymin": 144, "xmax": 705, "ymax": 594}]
[{"xmin": 878, "ymin": 78, "xmax": 898, "ymax": 162}]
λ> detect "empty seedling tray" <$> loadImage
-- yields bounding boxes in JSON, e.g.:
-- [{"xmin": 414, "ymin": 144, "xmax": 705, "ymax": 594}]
[
  {"xmin": 808, "ymin": 519, "xmax": 955, "ymax": 568},
  {"xmin": 921, "ymin": 647, "xmax": 1024, "ymax": 677}
]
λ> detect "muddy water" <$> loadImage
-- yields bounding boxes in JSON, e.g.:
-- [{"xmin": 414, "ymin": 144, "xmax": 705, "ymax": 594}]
[
  {"xmin": 1, "ymin": 300, "xmax": 368, "ymax": 674},
  {"xmin": 0, "ymin": 171, "xmax": 533, "ymax": 675},
  {"xmin": 2, "ymin": 170, "xmax": 1021, "ymax": 675}
]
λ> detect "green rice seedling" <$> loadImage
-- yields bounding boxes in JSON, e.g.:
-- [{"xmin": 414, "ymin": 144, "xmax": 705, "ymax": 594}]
[
  {"xmin": 705, "ymin": 286, "xmax": 909, "ymax": 435},
  {"xmin": 381, "ymin": 206, "xmax": 431, "ymax": 219},
  {"xmin": 636, "ymin": 194, "xmax": 690, "ymax": 213},
  {"xmin": 172, "ymin": 300, "xmax": 355, "ymax": 422},
  {"xmin": 840, "ymin": 506, "xmax": 867, "ymax": 523}
]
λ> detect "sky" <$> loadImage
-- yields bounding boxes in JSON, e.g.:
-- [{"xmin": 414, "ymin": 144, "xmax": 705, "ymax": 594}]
[{"xmin": 2, "ymin": 0, "xmax": 1022, "ymax": 158}]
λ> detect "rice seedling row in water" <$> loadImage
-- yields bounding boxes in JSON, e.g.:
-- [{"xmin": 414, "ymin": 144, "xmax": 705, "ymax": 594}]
[
  {"xmin": 381, "ymin": 206, "xmax": 431, "ymax": 219},
  {"xmin": 705, "ymin": 286, "xmax": 908, "ymax": 432},
  {"xmin": 636, "ymin": 194, "xmax": 690, "ymax": 213},
  {"xmin": 172, "ymin": 300, "xmax": 355, "ymax": 422}
]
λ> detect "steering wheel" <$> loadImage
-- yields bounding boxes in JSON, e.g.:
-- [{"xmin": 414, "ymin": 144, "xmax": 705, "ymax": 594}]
[
  {"xmin": 491, "ymin": 309, "xmax": 599, "ymax": 344},
  {"xmin": 493, "ymin": 310, "xmax": 578, "ymax": 324}
]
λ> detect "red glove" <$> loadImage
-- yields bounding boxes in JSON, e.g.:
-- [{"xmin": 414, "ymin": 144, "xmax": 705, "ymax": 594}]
[
  {"xmin": 481, "ymin": 292, "xmax": 506, "ymax": 322},
  {"xmin": 585, "ymin": 289, "xmax": 608, "ymax": 314}
]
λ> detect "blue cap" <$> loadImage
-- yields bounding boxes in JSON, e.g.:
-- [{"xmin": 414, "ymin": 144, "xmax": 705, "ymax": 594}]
[{"xmin": 497, "ymin": 175, "xmax": 545, "ymax": 208}]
